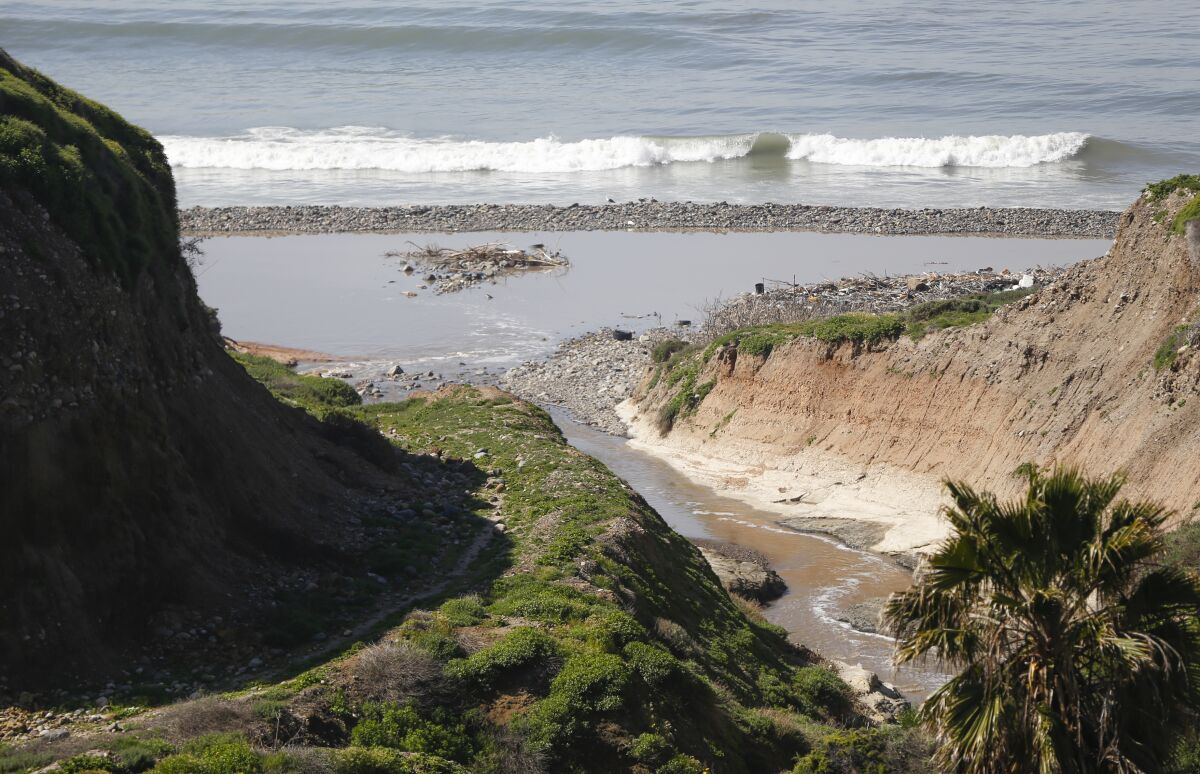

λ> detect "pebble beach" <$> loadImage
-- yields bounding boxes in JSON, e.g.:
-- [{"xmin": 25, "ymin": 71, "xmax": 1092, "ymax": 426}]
[{"xmin": 180, "ymin": 202, "xmax": 1120, "ymax": 239}]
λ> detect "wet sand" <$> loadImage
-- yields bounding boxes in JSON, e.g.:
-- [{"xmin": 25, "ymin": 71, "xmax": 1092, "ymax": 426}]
[{"xmin": 551, "ymin": 406, "xmax": 951, "ymax": 699}]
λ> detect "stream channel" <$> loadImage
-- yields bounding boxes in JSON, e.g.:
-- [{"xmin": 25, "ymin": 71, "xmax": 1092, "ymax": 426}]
[{"xmin": 196, "ymin": 228, "xmax": 1111, "ymax": 700}]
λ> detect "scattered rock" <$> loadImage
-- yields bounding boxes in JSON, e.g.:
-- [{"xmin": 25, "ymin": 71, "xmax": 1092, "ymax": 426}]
[
  {"xmin": 179, "ymin": 203, "xmax": 1119, "ymax": 240},
  {"xmin": 833, "ymin": 661, "xmax": 910, "ymax": 723},
  {"xmin": 694, "ymin": 540, "xmax": 787, "ymax": 603}
]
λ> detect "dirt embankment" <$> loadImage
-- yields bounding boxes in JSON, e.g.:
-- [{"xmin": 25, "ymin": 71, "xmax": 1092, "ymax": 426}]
[{"xmin": 624, "ymin": 192, "xmax": 1200, "ymax": 555}]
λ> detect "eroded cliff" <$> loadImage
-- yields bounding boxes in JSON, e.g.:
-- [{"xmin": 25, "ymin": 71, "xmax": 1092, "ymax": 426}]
[{"xmin": 627, "ymin": 188, "xmax": 1200, "ymax": 554}]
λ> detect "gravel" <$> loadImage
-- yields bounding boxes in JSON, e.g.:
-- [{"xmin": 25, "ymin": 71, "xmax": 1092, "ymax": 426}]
[
  {"xmin": 180, "ymin": 202, "xmax": 1119, "ymax": 239},
  {"xmin": 501, "ymin": 328, "xmax": 683, "ymax": 435}
]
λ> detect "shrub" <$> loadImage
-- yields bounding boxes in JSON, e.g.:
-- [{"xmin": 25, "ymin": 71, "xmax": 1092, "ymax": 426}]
[
  {"xmin": 629, "ymin": 733, "xmax": 673, "ymax": 766},
  {"xmin": 547, "ymin": 653, "xmax": 630, "ymax": 714},
  {"xmin": 487, "ymin": 580, "xmax": 593, "ymax": 623},
  {"xmin": 651, "ymin": 339, "xmax": 688, "ymax": 363},
  {"xmin": 623, "ymin": 641, "xmax": 681, "ymax": 690},
  {"xmin": 584, "ymin": 609, "xmax": 646, "ymax": 652},
  {"xmin": 333, "ymin": 747, "xmax": 464, "ymax": 774},
  {"xmin": 152, "ymin": 733, "xmax": 261, "ymax": 774},
  {"xmin": 445, "ymin": 628, "xmax": 560, "ymax": 692},
  {"xmin": 791, "ymin": 667, "xmax": 853, "ymax": 720},
  {"xmin": 156, "ymin": 696, "xmax": 256, "ymax": 742},
  {"xmin": 350, "ymin": 703, "xmax": 472, "ymax": 763},
  {"xmin": 1154, "ymin": 324, "xmax": 1192, "ymax": 370},
  {"xmin": 656, "ymin": 754, "xmax": 706, "ymax": 773},
  {"xmin": 396, "ymin": 613, "xmax": 463, "ymax": 662},
  {"xmin": 792, "ymin": 726, "xmax": 932, "ymax": 774},
  {"xmin": 438, "ymin": 596, "xmax": 487, "ymax": 627},
  {"xmin": 351, "ymin": 641, "xmax": 445, "ymax": 703}
]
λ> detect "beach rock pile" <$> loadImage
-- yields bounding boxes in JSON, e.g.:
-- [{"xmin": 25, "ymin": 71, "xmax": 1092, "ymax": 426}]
[
  {"xmin": 180, "ymin": 202, "xmax": 1120, "ymax": 239},
  {"xmin": 702, "ymin": 265, "xmax": 1068, "ymax": 338},
  {"xmin": 501, "ymin": 328, "xmax": 681, "ymax": 435},
  {"xmin": 391, "ymin": 242, "xmax": 568, "ymax": 294}
]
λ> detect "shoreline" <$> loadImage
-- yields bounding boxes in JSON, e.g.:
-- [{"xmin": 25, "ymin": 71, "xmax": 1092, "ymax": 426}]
[{"xmin": 179, "ymin": 202, "xmax": 1120, "ymax": 239}]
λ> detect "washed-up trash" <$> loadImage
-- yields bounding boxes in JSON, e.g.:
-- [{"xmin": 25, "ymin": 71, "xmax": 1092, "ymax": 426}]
[{"xmin": 388, "ymin": 242, "xmax": 569, "ymax": 294}]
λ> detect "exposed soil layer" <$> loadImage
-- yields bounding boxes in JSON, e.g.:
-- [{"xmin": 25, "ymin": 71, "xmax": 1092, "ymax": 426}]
[{"xmin": 626, "ymin": 192, "xmax": 1200, "ymax": 553}]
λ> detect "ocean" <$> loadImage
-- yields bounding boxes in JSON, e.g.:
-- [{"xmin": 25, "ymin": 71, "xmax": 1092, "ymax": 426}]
[{"xmin": 6, "ymin": 0, "xmax": 1198, "ymax": 209}]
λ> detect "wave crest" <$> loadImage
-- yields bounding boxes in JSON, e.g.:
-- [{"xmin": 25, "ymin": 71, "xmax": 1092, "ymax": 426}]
[{"xmin": 160, "ymin": 127, "xmax": 1092, "ymax": 173}]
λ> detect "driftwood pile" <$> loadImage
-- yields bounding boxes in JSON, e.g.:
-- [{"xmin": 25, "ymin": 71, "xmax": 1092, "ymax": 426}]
[
  {"xmin": 389, "ymin": 242, "xmax": 568, "ymax": 294},
  {"xmin": 700, "ymin": 267, "xmax": 1065, "ymax": 341}
]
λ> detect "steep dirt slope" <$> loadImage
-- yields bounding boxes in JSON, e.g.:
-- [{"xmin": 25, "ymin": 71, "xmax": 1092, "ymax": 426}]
[
  {"xmin": 0, "ymin": 51, "xmax": 439, "ymax": 685},
  {"xmin": 628, "ymin": 191, "xmax": 1200, "ymax": 553}
]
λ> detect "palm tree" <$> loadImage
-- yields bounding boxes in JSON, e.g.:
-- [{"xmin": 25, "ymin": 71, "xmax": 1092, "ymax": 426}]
[{"xmin": 885, "ymin": 464, "xmax": 1200, "ymax": 773}]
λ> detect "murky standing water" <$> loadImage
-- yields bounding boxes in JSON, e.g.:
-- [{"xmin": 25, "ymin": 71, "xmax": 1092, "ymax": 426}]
[{"xmin": 551, "ymin": 407, "xmax": 950, "ymax": 699}]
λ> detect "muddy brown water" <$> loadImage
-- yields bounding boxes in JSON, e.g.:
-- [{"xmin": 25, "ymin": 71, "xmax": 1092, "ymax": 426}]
[
  {"xmin": 196, "ymin": 230, "xmax": 1109, "ymax": 700},
  {"xmin": 550, "ymin": 406, "xmax": 951, "ymax": 699}
]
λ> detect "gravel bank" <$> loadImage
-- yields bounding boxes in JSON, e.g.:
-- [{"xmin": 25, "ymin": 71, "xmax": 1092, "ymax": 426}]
[
  {"xmin": 180, "ymin": 202, "xmax": 1119, "ymax": 239},
  {"xmin": 501, "ymin": 328, "xmax": 682, "ymax": 435}
]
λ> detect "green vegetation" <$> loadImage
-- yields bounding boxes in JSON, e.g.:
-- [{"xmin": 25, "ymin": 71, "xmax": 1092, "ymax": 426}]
[
  {"xmin": 902, "ymin": 288, "xmax": 1034, "ymax": 339},
  {"xmin": 340, "ymin": 387, "xmax": 878, "ymax": 771},
  {"xmin": 648, "ymin": 289, "xmax": 1034, "ymax": 434},
  {"xmin": 231, "ymin": 352, "xmax": 361, "ymax": 411},
  {"xmin": 351, "ymin": 703, "xmax": 473, "ymax": 762},
  {"xmin": 651, "ymin": 338, "xmax": 689, "ymax": 363},
  {"xmin": 1145, "ymin": 174, "xmax": 1200, "ymax": 234},
  {"xmin": 1145, "ymin": 174, "xmax": 1200, "ymax": 201},
  {"xmin": 884, "ymin": 464, "xmax": 1200, "ymax": 773},
  {"xmin": 1154, "ymin": 323, "xmax": 1194, "ymax": 370},
  {"xmin": 0, "ymin": 52, "xmax": 177, "ymax": 284}
]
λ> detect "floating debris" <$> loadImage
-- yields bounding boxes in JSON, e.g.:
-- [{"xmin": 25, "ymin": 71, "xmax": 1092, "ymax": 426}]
[{"xmin": 389, "ymin": 242, "xmax": 569, "ymax": 294}]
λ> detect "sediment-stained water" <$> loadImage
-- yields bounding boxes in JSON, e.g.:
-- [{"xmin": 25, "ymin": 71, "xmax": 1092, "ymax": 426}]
[{"xmin": 553, "ymin": 406, "xmax": 951, "ymax": 699}]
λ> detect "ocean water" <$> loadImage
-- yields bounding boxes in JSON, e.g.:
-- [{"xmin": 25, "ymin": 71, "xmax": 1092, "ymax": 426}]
[{"xmin": 6, "ymin": 1, "xmax": 1198, "ymax": 208}]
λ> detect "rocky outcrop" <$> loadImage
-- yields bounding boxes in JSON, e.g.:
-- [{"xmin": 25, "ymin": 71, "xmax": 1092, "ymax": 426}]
[
  {"xmin": 693, "ymin": 540, "xmax": 787, "ymax": 603},
  {"xmin": 625, "ymin": 188, "xmax": 1200, "ymax": 554},
  {"xmin": 834, "ymin": 662, "xmax": 910, "ymax": 724}
]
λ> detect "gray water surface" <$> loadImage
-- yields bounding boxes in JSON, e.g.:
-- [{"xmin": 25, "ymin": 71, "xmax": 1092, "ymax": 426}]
[{"xmin": 195, "ymin": 230, "xmax": 1109, "ymax": 367}]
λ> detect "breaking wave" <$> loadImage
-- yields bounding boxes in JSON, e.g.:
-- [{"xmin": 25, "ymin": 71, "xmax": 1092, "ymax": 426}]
[{"xmin": 161, "ymin": 127, "xmax": 1096, "ymax": 173}]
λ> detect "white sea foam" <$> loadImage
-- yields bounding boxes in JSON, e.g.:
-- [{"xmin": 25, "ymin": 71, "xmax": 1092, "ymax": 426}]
[
  {"xmin": 160, "ymin": 127, "xmax": 1091, "ymax": 172},
  {"xmin": 784, "ymin": 131, "xmax": 1090, "ymax": 168}
]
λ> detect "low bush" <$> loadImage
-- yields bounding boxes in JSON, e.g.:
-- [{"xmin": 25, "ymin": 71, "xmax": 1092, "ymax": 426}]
[
  {"xmin": 438, "ymin": 596, "xmax": 487, "ymax": 627},
  {"xmin": 152, "ymin": 733, "xmax": 261, "ymax": 774},
  {"xmin": 350, "ymin": 703, "xmax": 472, "ymax": 763},
  {"xmin": 232, "ymin": 353, "xmax": 361, "ymax": 411},
  {"xmin": 792, "ymin": 726, "xmax": 932, "ymax": 774},
  {"xmin": 333, "ymin": 746, "xmax": 464, "ymax": 774},
  {"xmin": 657, "ymin": 754, "xmax": 706, "ymax": 773},
  {"xmin": 1154, "ymin": 324, "xmax": 1193, "ymax": 371},
  {"xmin": 623, "ymin": 641, "xmax": 682, "ymax": 690},
  {"xmin": 351, "ymin": 641, "xmax": 445, "ymax": 703},
  {"xmin": 651, "ymin": 339, "xmax": 689, "ymax": 363},
  {"xmin": 791, "ymin": 667, "xmax": 853, "ymax": 720},
  {"xmin": 445, "ymin": 627, "xmax": 560, "ymax": 692},
  {"xmin": 548, "ymin": 652, "xmax": 631, "ymax": 714},
  {"xmin": 629, "ymin": 733, "xmax": 673, "ymax": 766}
]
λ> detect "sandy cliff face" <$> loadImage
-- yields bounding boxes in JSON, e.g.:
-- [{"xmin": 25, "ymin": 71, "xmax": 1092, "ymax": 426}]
[{"xmin": 626, "ymin": 192, "xmax": 1200, "ymax": 554}]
